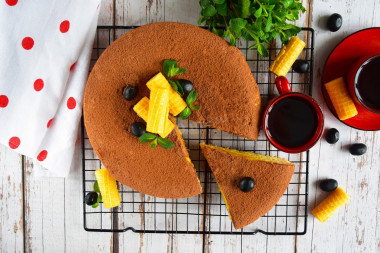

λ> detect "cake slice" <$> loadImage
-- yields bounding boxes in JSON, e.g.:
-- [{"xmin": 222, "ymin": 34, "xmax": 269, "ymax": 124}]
[{"xmin": 200, "ymin": 143, "xmax": 295, "ymax": 229}]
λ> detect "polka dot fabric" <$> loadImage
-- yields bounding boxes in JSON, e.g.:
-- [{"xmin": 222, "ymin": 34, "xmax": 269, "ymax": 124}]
[{"xmin": 0, "ymin": 0, "xmax": 101, "ymax": 177}]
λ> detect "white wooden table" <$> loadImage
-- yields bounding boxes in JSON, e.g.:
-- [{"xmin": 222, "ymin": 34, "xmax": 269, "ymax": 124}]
[{"xmin": 1, "ymin": 0, "xmax": 379, "ymax": 252}]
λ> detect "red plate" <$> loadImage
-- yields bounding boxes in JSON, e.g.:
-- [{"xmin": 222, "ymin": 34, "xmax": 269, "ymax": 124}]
[{"xmin": 322, "ymin": 27, "xmax": 380, "ymax": 131}]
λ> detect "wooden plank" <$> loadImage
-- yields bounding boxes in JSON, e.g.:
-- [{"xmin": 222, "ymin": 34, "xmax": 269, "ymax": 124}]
[
  {"xmin": 65, "ymin": 143, "xmax": 114, "ymax": 253},
  {"xmin": 115, "ymin": 0, "xmax": 165, "ymax": 26},
  {"xmin": 0, "ymin": 146, "xmax": 23, "ymax": 252},
  {"xmin": 24, "ymin": 143, "xmax": 114, "ymax": 252},
  {"xmin": 164, "ymin": 0, "xmax": 200, "ymax": 25},
  {"xmin": 23, "ymin": 157, "xmax": 65, "ymax": 252},
  {"xmin": 99, "ymin": 0, "xmax": 115, "ymax": 26}
]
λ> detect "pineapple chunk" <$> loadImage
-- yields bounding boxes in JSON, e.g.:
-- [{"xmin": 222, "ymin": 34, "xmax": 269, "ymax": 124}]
[
  {"xmin": 146, "ymin": 72, "xmax": 187, "ymax": 116},
  {"xmin": 325, "ymin": 77, "xmax": 358, "ymax": 120},
  {"xmin": 146, "ymin": 88, "xmax": 170, "ymax": 135},
  {"xmin": 270, "ymin": 36, "xmax": 306, "ymax": 76},
  {"xmin": 133, "ymin": 97, "xmax": 175, "ymax": 138},
  {"xmin": 95, "ymin": 168, "xmax": 121, "ymax": 209},
  {"xmin": 312, "ymin": 187, "xmax": 350, "ymax": 222}
]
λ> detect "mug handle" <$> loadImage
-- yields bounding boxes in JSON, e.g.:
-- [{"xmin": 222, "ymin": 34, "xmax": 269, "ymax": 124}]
[{"xmin": 276, "ymin": 76, "xmax": 292, "ymax": 95}]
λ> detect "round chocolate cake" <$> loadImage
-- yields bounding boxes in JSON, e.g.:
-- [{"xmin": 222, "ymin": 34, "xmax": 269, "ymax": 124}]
[{"xmin": 84, "ymin": 22, "xmax": 261, "ymax": 198}]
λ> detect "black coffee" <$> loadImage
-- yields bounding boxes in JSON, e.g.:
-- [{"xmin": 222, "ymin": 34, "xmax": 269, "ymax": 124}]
[
  {"xmin": 355, "ymin": 56, "xmax": 380, "ymax": 111},
  {"xmin": 267, "ymin": 96, "xmax": 318, "ymax": 148}
]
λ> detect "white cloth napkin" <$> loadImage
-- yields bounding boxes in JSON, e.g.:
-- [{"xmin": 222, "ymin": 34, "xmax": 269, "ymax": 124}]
[{"xmin": 0, "ymin": 0, "xmax": 101, "ymax": 177}]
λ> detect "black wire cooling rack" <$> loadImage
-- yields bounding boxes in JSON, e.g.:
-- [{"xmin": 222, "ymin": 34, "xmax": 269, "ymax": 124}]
[{"xmin": 82, "ymin": 26, "xmax": 314, "ymax": 235}]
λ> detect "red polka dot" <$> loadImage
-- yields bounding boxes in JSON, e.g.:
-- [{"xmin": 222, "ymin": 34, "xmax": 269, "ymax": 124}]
[
  {"xmin": 34, "ymin": 79, "xmax": 44, "ymax": 92},
  {"xmin": 22, "ymin": 37, "xmax": 34, "ymax": 50},
  {"xmin": 67, "ymin": 97, "xmax": 76, "ymax": 110},
  {"xmin": 5, "ymin": 0, "xmax": 18, "ymax": 6},
  {"xmin": 47, "ymin": 118, "xmax": 54, "ymax": 128},
  {"xmin": 0, "ymin": 95, "xmax": 9, "ymax": 108},
  {"xmin": 70, "ymin": 61, "xmax": 77, "ymax": 71},
  {"xmin": 59, "ymin": 20, "xmax": 70, "ymax": 33},
  {"xmin": 8, "ymin": 137, "xmax": 20, "ymax": 149},
  {"xmin": 37, "ymin": 150, "xmax": 48, "ymax": 162}
]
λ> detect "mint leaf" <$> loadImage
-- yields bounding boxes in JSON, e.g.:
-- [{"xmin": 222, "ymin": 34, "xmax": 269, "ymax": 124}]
[
  {"xmin": 97, "ymin": 194, "xmax": 102, "ymax": 203},
  {"xmin": 94, "ymin": 181, "xmax": 100, "ymax": 193},
  {"xmin": 186, "ymin": 90, "xmax": 198, "ymax": 105},
  {"xmin": 212, "ymin": 0, "xmax": 225, "ymax": 4},
  {"xmin": 198, "ymin": 16, "xmax": 206, "ymax": 25},
  {"xmin": 189, "ymin": 104, "xmax": 200, "ymax": 111},
  {"xmin": 163, "ymin": 59, "xmax": 186, "ymax": 78},
  {"xmin": 149, "ymin": 138, "xmax": 158, "ymax": 148},
  {"xmin": 222, "ymin": 30, "xmax": 229, "ymax": 37},
  {"xmin": 169, "ymin": 80, "xmax": 184, "ymax": 96},
  {"xmin": 229, "ymin": 33, "xmax": 236, "ymax": 46},
  {"xmin": 217, "ymin": 2, "xmax": 227, "ymax": 16},
  {"xmin": 139, "ymin": 133, "xmax": 157, "ymax": 143},
  {"xmin": 265, "ymin": 12, "xmax": 272, "ymax": 32},
  {"xmin": 157, "ymin": 137, "xmax": 174, "ymax": 149},
  {"xmin": 179, "ymin": 107, "xmax": 192, "ymax": 120},
  {"xmin": 173, "ymin": 67, "xmax": 186, "ymax": 76},
  {"xmin": 169, "ymin": 79, "xmax": 179, "ymax": 92},
  {"xmin": 202, "ymin": 4, "xmax": 217, "ymax": 17},
  {"xmin": 241, "ymin": 28, "xmax": 253, "ymax": 41},
  {"xmin": 238, "ymin": 0, "xmax": 250, "ymax": 18},
  {"xmin": 163, "ymin": 60, "xmax": 177, "ymax": 77},
  {"xmin": 168, "ymin": 66, "xmax": 178, "ymax": 78},
  {"xmin": 254, "ymin": 6, "xmax": 262, "ymax": 18},
  {"xmin": 229, "ymin": 18, "xmax": 247, "ymax": 33},
  {"xmin": 257, "ymin": 43, "xmax": 269, "ymax": 57},
  {"xmin": 200, "ymin": 0, "xmax": 208, "ymax": 8},
  {"xmin": 92, "ymin": 203, "xmax": 99, "ymax": 208},
  {"xmin": 281, "ymin": 0, "xmax": 292, "ymax": 8}
]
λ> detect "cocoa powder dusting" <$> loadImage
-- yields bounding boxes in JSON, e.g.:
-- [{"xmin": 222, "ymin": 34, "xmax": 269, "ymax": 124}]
[{"xmin": 84, "ymin": 22, "xmax": 261, "ymax": 198}]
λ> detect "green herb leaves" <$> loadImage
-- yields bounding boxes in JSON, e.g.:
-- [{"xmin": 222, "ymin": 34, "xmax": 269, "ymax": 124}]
[
  {"xmin": 94, "ymin": 181, "xmax": 100, "ymax": 193},
  {"xmin": 163, "ymin": 60, "xmax": 186, "ymax": 78},
  {"xmin": 163, "ymin": 59, "xmax": 186, "ymax": 96},
  {"xmin": 179, "ymin": 107, "xmax": 192, "ymax": 120},
  {"xmin": 162, "ymin": 59, "xmax": 201, "ymax": 120},
  {"xmin": 180, "ymin": 90, "xmax": 200, "ymax": 120},
  {"xmin": 199, "ymin": 0, "xmax": 306, "ymax": 57},
  {"xmin": 169, "ymin": 80, "xmax": 184, "ymax": 96},
  {"xmin": 186, "ymin": 90, "xmax": 198, "ymax": 105},
  {"xmin": 92, "ymin": 181, "xmax": 101, "ymax": 208},
  {"xmin": 139, "ymin": 133, "xmax": 174, "ymax": 149},
  {"xmin": 157, "ymin": 137, "xmax": 175, "ymax": 149},
  {"xmin": 139, "ymin": 132, "xmax": 157, "ymax": 143}
]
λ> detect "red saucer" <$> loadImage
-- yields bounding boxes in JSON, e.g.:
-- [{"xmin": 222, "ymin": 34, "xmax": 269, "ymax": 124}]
[{"xmin": 322, "ymin": 27, "xmax": 380, "ymax": 131}]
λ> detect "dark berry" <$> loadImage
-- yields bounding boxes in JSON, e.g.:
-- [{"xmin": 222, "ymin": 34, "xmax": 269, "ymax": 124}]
[
  {"xmin": 325, "ymin": 128, "xmax": 339, "ymax": 144},
  {"xmin": 239, "ymin": 177, "xmax": 255, "ymax": 192},
  {"xmin": 85, "ymin": 192, "xmax": 98, "ymax": 206},
  {"xmin": 292, "ymin": 60, "xmax": 309, "ymax": 73},
  {"xmin": 123, "ymin": 86, "xmax": 138, "ymax": 101},
  {"xmin": 327, "ymin": 13, "xmax": 343, "ymax": 32},
  {"xmin": 320, "ymin": 179, "xmax": 338, "ymax": 192},
  {"xmin": 131, "ymin": 122, "xmax": 146, "ymax": 137},
  {"xmin": 349, "ymin": 143, "xmax": 367, "ymax": 156},
  {"xmin": 178, "ymin": 79, "xmax": 194, "ymax": 94}
]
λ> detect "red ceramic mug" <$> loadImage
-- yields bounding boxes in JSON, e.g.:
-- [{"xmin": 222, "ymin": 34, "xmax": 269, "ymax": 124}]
[
  {"xmin": 262, "ymin": 77, "xmax": 324, "ymax": 153},
  {"xmin": 347, "ymin": 53, "xmax": 380, "ymax": 114}
]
